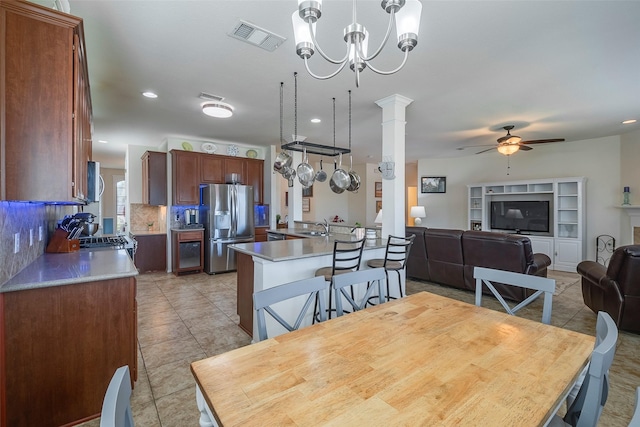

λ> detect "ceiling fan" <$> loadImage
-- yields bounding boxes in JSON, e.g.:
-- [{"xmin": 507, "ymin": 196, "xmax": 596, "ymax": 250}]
[{"xmin": 474, "ymin": 125, "xmax": 565, "ymax": 156}]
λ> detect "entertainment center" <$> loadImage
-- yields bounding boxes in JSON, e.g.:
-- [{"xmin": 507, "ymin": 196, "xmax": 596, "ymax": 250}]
[{"xmin": 468, "ymin": 177, "xmax": 586, "ymax": 271}]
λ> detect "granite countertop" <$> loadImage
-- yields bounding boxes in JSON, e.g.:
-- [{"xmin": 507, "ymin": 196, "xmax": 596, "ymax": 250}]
[
  {"xmin": 170, "ymin": 228, "xmax": 204, "ymax": 232},
  {"xmin": 1, "ymin": 250, "xmax": 138, "ymax": 293},
  {"xmin": 230, "ymin": 233, "xmax": 385, "ymax": 262}
]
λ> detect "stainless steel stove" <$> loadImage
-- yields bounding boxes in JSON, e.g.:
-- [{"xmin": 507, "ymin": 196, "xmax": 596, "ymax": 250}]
[{"xmin": 79, "ymin": 235, "xmax": 137, "ymax": 257}]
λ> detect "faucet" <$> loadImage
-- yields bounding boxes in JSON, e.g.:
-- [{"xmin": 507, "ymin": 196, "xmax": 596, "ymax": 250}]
[{"xmin": 315, "ymin": 219, "xmax": 330, "ymax": 234}]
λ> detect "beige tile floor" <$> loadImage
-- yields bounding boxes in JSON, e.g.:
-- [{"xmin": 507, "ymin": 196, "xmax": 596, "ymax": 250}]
[{"xmin": 81, "ymin": 269, "xmax": 640, "ymax": 426}]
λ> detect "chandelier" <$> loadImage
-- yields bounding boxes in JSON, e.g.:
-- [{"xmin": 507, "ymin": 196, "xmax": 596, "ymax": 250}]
[{"xmin": 291, "ymin": 0, "xmax": 423, "ymax": 87}]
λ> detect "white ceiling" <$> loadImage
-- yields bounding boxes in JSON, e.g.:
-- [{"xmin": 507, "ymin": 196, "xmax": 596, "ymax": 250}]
[{"xmin": 61, "ymin": 0, "xmax": 640, "ymax": 168}]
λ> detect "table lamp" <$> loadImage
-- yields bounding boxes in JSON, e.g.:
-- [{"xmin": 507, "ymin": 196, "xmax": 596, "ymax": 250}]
[
  {"xmin": 374, "ymin": 209, "xmax": 383, "ymax": 225},
  {"xmin": 410, "ymin": 206, "xmax": 426, "ymax": 225}
]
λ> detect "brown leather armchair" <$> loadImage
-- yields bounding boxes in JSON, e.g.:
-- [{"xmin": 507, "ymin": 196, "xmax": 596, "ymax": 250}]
[{"xmin": 578, "ymin": 245, "xmax": 640, "ymax": 333}]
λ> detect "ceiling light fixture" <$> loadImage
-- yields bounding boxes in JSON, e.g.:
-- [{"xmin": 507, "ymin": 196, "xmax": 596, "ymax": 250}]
[
  {"xmin": 202, "ymin": 102, "xmax": 234, "ymax": 118},
  {"xmin": 497, "ymin": 143, "xmax": 520, "ymax": 156},
  {"xmin": 142, "ymin": 91, "xmax": 158, "ymax": 98},
  {"xmin": 622, "ymin": 119, "xmax": 637, "ymax": 124},
  {"xmin": 292, "ymin": 0, "xmax": 423, "ymax": 87},
  {"xmin": 311, "ymin": 118, "xmax": 321, "ymax": 123},
  {"xmin": 98, "ymin": 140, "xmax": 108, "ymax": 144}
]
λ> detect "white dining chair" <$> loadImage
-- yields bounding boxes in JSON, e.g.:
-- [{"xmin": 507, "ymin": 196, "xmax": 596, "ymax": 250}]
[
  {"xmin": 333, "ymin": 268, "xmax": 386, "ymax": 317},
  {"xmin": 254, "ymin": 276, "xmax": 328, "ymax": 341},
  {"xmin": 473, "ymin": 266, "xmax": 556, "ymax": 324},
  {"xmin": 100, "ymin": 365, "xmax": 134, "ymax": 427},
  {"xmin": 629, "ymin": 387, "xmax": 640, "ymax": 427},
  {"xmin": 548, "ymin": 311, "xmax": 618, "ymax": 427}
]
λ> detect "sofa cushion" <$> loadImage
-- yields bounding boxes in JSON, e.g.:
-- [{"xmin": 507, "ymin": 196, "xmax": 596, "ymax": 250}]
[
  {"xmin": 424, "ymin": 229, "xmax": 466, "ymax": 289},
  {"xmin": 462, "ymin": 231, "xmax": 542, "ymax": 301}
]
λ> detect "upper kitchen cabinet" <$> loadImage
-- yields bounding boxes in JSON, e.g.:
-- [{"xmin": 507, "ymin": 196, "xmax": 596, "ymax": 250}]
[
  {"xmin": 141, "ymin": 151, "xmax": 167, "ymax": 205},
  {"xmin": 224, "ymin": 157, "xmax": 247, "ymax": 183},
  {"xmin": 171, "ymin": 149, "xmax": 264, "ymax": 206},
  {"xmin": 171, "ymin": 150, "xmax": 201, "ymax": 205},
  {"xmin": 246, "ymin": 158, "xmax": 264, "ymax": 205},
  {"xmin": 0, "ymin": 0, "xmax": 92, "ymax": 203},
  {"xmin": 200, "ymin": 155, "xmax": 224, "ymax": 184}
]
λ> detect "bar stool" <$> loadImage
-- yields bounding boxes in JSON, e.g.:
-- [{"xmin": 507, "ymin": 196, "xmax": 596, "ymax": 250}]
[
  {"xmin": 366, "ymin": 234, "xmax": 415, "ymax": 302},
  {"xmin": 314, "ymin": 237, "xmax": 366, "ymax": 321}
]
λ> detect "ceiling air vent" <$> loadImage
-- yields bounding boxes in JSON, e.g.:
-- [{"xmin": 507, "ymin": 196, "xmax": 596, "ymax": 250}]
[
  {"xmin": 198, "ymin": 92, "xmax": 225, "ymax": 102},
  {"xmin": 228, "ymin": 20, "xmax": 286, "ymax": 52}
]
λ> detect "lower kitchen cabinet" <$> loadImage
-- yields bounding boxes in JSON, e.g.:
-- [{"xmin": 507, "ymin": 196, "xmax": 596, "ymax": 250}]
[
  {"xmin": 236, "ymin": 252, "xmax": 254, "ymax": 336},
  {"xmin": 0, "ymin": 277, "xmax": 137, "ymax": 426},
  {"xmin": 134, "ymin": 233, "xmax": 167, "ymax": 273},
  {"xmin": 172, "ymin": 229, "xmax": 204, "ymax": 275},
  {"xmin": 255, "ymin": 226, "xmax": 268, "ymax": 242}
]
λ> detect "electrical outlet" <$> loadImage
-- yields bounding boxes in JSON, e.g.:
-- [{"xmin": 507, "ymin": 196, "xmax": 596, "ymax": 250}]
[
  {"xmin": 29, "ymin": 229, "xmax": 34, "ymax": 247},
  {"xmin": 14, "ymin": 233, "xmax": 19, "ymax": 254},
  {"xmin": 39, "ymin": 225, "xmax": 44, "ymax": 241}
]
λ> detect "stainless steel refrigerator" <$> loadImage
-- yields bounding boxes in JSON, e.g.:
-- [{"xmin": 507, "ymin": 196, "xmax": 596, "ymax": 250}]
[{"xmin": 200, "ymin": 184, "xmax": 254, "ymax": 274}]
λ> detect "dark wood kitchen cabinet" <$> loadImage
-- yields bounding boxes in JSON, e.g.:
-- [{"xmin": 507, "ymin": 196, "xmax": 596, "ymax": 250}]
[
  {"xmin": 172, "ymin": 229, "xmax": 204, "ymax": 275},
  {"xmin": 0, "ymin": 0, "xmax": 92, "ymax": 202},
  {"xmin": 0, "ymin": 277, "xmax": 137, "ymax": 426},
  {"xmin": 172, "ymin": 149, "xmax": 264, "ymax": 205},
  {"xmin": 134, "ymin": 233, "xmax": 167, "ymax": 273},
  {"xmin": 246, "ymin": 158, "xmax": 264, "ymax": 205},
  {"xmin": 201, "ymin": 154, "xmax": 224, "ymax": 184},
  {"xmin": 171, "ymin": 149, "xmax": 201, "ymax": 205},
  {"xmin": 224, "ymin": 157, "xmax": 247, "ymax": 182},
  {"xmin": 142, "ymin": 151, "xmax": 167, "ymax": 205}
]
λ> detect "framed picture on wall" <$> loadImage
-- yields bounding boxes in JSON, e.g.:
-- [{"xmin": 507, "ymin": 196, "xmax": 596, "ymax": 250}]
[
  {"xmin": 375, "ymin": 200, "xmax": 382, "ymax": 213},
  {"xmin": 421, "ymin": 176, "xmax": 446, "ymax": 193},
  {"xmin": 302, "ymin": 198, "xmax": 310, "ymax": 212},
  {"xmin": 375, "ymin": 181, "xmax": 382, "ymax": 198},
  {"xmin": 302, "ymin": 186, "xmax": 313, "ymax": 197}
]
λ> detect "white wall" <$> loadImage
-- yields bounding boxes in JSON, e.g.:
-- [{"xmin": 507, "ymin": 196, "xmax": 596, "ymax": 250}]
[
  {"xmin": 418, "ymin": 136, "xmax": 622, "ymax": 262},
  {"xmin": 620, "ymin": 129, "xmax": 640, "ymax": 244}
]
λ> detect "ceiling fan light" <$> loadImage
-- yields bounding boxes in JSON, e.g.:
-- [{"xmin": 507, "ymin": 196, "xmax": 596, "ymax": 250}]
[
  {"xmin": 506, "ymin": 135, "xmax": 522, "ymax": 144},
  {"xmin": 202, "ymin": 102, "xmax": 233, "ymax": 118},
  {"xmin": 497, "ymin": 144, "xmax": 520, "ymax": 156}
]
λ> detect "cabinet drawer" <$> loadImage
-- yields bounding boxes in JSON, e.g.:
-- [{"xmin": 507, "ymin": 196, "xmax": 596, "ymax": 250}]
[{"xmin": 176, "ymin": 231, "xmax": 203, "ymax": 241}]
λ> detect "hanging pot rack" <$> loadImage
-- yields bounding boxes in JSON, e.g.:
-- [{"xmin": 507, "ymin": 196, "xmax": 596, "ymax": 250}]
[{"xmin": 280, "ymin": 72, "xmax": 350, "ymax": 157}]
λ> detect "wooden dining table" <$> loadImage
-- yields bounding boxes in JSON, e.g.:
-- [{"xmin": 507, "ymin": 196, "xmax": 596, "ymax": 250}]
[{"xmin": 191, "ymin": 291, "xmax": 594, "ymax": 426}]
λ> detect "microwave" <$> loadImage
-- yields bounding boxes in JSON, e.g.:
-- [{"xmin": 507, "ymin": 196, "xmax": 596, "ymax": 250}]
[{"xmin": 87, "ymin": 161, "xmax": 103, "ymax": 203}]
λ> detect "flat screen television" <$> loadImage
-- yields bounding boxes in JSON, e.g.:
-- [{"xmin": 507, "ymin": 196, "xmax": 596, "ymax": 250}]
[{"xmin": 490, "ymin": 200, "xmax": 550, "ymax": 233}]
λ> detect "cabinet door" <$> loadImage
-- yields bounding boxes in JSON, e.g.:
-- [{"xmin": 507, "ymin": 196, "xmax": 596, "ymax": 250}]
[
  {"xmin": 201, "ymin": 155, "xmax": 224, "ymax": 184},
  {"xmin": 554, "ymin": 238, "xmax": 582, "ymax": 272},
  {"xmin": 172, "ymin": 150, "xmax": 201, "ymax": 205},
  {"xmin": 246, "ymin": 159, "xmax": 264, "ymax": 204},
  {"xmin": 134, "ymin": 234, "xmax": 167, "ymax": 273},
  {"xmin": 72, "ymin": 33, "xmax": 92, "ymax": 201},
  {"xmin": 1, "ymin": 3, "xmax": 82, "ymax": 202},
  {"xmin": 224, "ymin": 158, "xmax": 247, "ymax": 184},
  {"xmin": 142, "ymin": 151, "xmax": 167, "ymax": 205}
]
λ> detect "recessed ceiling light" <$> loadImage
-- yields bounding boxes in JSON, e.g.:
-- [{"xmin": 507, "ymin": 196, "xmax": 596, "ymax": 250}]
[
  {"xmin": 202, "ymin": 102, "xmax": 234, "ymax": 118},
  {"xmin": 98, "ymin": 140, "xmax": 108, "ymax": 144},
  {"xmin": 142, "ymin": 91, "xmax": 158, "ymax": 98},
  {"xmin": 310, "ymin": 118, "xmax": 321, "ymax": 123},
  {"xmin": 622, "ymin": 119, "xmax": 637, "ymax": 124}
]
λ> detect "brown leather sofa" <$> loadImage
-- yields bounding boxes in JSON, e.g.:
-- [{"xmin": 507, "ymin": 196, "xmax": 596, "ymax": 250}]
[
  {"xmin": 406, "ymin": 227, "xmax": 552, "ymax": 302},
  {"xmin": 578, "ymin": 245, "xmax": 640, "ymax": 333}
]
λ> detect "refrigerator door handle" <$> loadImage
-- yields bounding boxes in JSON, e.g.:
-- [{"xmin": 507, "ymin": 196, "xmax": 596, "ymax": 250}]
[{"xmin": 231, "ymin": 185, "xmax": 237, "ymax": 238}]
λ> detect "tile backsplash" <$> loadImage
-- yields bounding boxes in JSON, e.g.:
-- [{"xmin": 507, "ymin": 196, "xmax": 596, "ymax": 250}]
[
  {"xmin": 0, "ymin": 202, "xmax": 76, "ymax": 285},
  {"xmin": 130, "ymin": 203, "xmax": 166, "ymax": 232}
]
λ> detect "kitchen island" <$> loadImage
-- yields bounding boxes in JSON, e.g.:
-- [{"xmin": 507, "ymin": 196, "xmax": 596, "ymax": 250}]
[
  {"xmin": 0, "ymin": 250, "xmax": 138, "ymax": 426},
  {"xmin": 230, "ymin": 232, "xmax": 387, "ymax": 338}
]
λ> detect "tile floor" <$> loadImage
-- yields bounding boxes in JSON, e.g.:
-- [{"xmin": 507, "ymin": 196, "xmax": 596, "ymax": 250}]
[{"xmin": 81, "ymin": 270, "xmax": 640, "ymax": 427}]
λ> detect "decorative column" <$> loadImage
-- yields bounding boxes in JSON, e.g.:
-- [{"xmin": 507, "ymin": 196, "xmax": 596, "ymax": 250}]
[{"xmin": 375, "ymin": 94, "xmax": 413, "ymax": 238}]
